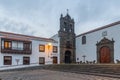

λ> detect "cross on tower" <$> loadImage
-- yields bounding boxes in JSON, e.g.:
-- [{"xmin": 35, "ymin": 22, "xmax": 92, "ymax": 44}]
[{"xmin": 67, "ymin": 9, "xmax": 69, "ymax": 14}]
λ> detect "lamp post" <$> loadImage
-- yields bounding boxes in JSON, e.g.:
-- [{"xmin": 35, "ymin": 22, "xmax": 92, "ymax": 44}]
[{"xmin": 82, "ymin": 55, "xmax": 86, "ymax": 63}]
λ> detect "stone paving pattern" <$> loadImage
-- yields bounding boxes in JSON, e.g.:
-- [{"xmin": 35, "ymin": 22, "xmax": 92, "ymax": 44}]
[{"xmin": 0, "ymin": 70, "xmax": 120, "ymax": 80}]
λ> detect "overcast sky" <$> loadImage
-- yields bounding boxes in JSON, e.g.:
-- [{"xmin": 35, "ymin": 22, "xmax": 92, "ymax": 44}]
[{"xmin": 0, "ymin": 0, "xmax": 120, "ymax": 38}]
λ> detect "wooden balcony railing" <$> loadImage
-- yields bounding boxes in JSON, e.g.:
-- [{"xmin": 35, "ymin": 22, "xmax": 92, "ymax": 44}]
[{"xmin": 1, "ymin": 46, "xmax": 32, "ymax": 54}]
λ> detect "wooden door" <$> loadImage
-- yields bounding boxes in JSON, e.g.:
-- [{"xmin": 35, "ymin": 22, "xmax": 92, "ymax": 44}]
[
  {"xmin": 100, "ymin": 47, "xmax": 111, "ymax": 63},
  {"xmin": 53, "ymin": 57, "xmax": 57, "ymax": 64}
]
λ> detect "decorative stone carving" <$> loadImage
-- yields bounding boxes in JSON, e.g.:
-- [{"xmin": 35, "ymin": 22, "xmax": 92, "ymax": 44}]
[{"xmin": 96, "ymin": 37, "xmax": 114, "ymax": 63}]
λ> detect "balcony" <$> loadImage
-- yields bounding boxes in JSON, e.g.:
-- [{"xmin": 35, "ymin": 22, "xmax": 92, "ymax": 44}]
[
  {"xmin": 1, "ymin": 46, "xmax": 32, "ymax": 54},
  {"xmin": 1, "ymin": 38, "xmax": 32, "ymax": 55}
]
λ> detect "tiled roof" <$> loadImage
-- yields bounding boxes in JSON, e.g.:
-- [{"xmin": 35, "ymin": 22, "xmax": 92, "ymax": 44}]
[{"xmin": 0, "ymin": 31, "xmax": 57, "ymax": 42}]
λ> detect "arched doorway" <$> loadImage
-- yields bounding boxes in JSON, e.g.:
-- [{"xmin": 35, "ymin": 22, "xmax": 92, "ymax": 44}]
[
  {"xmin": 96, "ymin": 37, "xmax": 114, "ymax": 63},
  {"xmin": 100, "ymin": 47, "xmax": 111, "ymax": 63},
  {"xmin": 65, "ymin": 51, "xmax": 71, "ymax": 63}
]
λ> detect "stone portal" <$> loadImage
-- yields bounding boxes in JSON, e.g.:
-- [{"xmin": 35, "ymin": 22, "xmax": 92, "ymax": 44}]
[{"xmin": 96, "ymin": 37, "xmax": 114, "ymax": 63}]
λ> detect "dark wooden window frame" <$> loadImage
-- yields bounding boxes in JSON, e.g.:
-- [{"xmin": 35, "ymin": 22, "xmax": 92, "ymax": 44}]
[
  {"xmin": 39, "ymin": 45, "xmax": 45, "ymax": 52},
  {"xmin": 82, "ymin": 36, "xmax": 86, "ymax": 44},
  {"xmin": 4, "ymin": 41, "xmax": 12, "ymax": 49},
  {"xmin": 4, "ymin": 56, "xmax": 12, "ymax": 65},
  {"xmin": 24, "ymin": 42, "xmax": 31, "ymax": 50},
  {"xmin": 53, "ymin": 46, "xmax": 58, "ymax": 53},
  {"xmin": 39, "ymin": 57, "xmax": 45, "ymax": 64},
  {"xmin": 23, "ymin": 57, "xmax": 30, "ymax": 65},
  {"xmin": 1, "ymin": 38, "xmax": 32, "ymax": 54}
]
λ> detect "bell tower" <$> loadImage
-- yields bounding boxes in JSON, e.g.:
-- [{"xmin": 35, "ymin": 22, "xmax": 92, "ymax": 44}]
[{"xmin": 58, "ymin": 11, "xmax": 76, "ymax": 63}]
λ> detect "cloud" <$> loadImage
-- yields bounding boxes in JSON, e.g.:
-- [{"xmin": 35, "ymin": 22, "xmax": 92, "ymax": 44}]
[
  {"xmin": 74, "ymin": 0, "xmax": 120, "ymax": 35},
  {"xmin": 0, "ymin": 17, "xmax": 36, "ymax": 35},
  {"xmin": 0, "ymin": 0, "xmax": 120, "ymax": 37}
]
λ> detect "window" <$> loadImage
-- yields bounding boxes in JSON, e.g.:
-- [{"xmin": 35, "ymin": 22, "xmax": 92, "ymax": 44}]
[
  {"xmin": 24, "ymin": 43, "xmax": 31, "ymax": 50},
  {"xmin": 64, "ymin": 28, "xmax": 66, "ymax": 31},
  {"xmin": 18, "ymin": 42, "xmax": 23, "ymax": 50},
  {"xmin": 39, "ymin": 57, "xmax": 45, "ymax": 64},
  {"xmin": 39, "ymin": 45, "xmax": 45, "ymax": 52},
  {"xmin": 64, "ymin": 22, "xmax": 67, "ymax": 26},
  {"xmin": 53, "ymin": 46, "xmax": 58, "ymax": 53},
  {"xmin": 4, "ymin": 41, "xmax": 11, "ymax": 49},
  {"xmin": 1, "ymin": 40, "xmax": 4, "ymax": 49},
  {"xmin": 23, "ymin": 57, "xmax": 30, "ymax": 65},
  {"xmin": 82, "ymin": 36, "xmax": 86, "ymax": 44},
  {"xmin": 12, "ymin": 41, "xmax": 23, "ymax": 50},
  {"xmin": 69, "ymin": 24, "xmax": 72, "ymax": 32},
  {"xmin": 4, "ymin": 56, "xmax": 12, "ymax": 65}
]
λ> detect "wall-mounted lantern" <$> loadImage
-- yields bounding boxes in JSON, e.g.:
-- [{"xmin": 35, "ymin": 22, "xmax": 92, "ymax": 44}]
[{"xmin": 47, "ymin": 43, "xmax": 52, "ymax": 58}]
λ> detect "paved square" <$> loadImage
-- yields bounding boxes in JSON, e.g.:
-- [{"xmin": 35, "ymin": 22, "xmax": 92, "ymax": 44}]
[{"xmin": 0, "ymin": 70, "xmax": 119, "ymax": 80}]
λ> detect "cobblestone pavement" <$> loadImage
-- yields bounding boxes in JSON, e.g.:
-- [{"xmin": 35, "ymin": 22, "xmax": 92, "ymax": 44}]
[{"xmin": 0, "ymin": 70, "xmax": 120, "ymax": 80}]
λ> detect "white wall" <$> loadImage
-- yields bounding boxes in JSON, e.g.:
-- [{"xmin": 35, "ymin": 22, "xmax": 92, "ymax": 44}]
[
  {"xmin": 76, "ymin": 24, "xmax": 120, "ymax": 63},
  {"xmin": 51, "ymin": 34, "xmax": 60, "ymax": 64},
  {"xmin": 0, "ymin": 37, "xmax": 59, "ymax": 68}
]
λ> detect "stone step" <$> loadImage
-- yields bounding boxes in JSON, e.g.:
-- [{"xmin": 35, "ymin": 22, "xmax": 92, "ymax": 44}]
[
  {"xmin": 43, "ymin": 64, "xmax": 120, "ymax": 75},
  {"xmin": 1, "ymin": 64, "xmax": 120, "ymax": 77}
]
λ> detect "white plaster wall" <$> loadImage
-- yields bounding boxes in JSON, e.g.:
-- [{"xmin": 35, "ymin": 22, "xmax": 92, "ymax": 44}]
[
  {"xmin": 76, "ymin": 24, "xmax": 120, "ymax": 63},
  {"xmin": 0, "ymin": 54, "xmax": 30, "ymax": 66},
  {"xmin": 31, "ymin": 40, "xmax": 59, "ymax": 65},
  {"xmin": 51, "ymin": 34, "xmax": 60, "ymax": 64},
  {"xmin": 0, "ymin": 38, "xmax": 59, "ymax": 68},
  {"xmin": 31, "ymin": 40, "xmax": 50, "ymax": 64}
]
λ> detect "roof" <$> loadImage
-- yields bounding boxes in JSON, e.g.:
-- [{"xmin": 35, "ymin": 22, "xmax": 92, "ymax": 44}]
[
  {"xmin": 0, "ymin": 31, "xmax": 57, "ymax": 43},
  {"xmin": 76, "ymin": 21, "xmax": 120, "ymax": 37},
  {"xmin": 1, "ymin": 37, "xmax": 31, "ymax": 42},
  {"xmin": 51, "ymin": 34, "xmax": 58, "ymax": 38}
]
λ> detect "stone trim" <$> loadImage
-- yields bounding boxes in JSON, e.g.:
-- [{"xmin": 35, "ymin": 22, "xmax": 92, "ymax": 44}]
[{"xmin": 96, "ymin": 37, "xmax": 114, "ymax": 63}]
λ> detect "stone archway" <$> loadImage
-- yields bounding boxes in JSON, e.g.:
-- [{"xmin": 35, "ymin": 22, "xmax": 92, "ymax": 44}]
[
  {"xmin": 96, "ymin": 37, "xmax": 114, "ymax": 63},
  {"xmin": 65, "ymin": 50, "xmax": 71, "ymax": 63}
]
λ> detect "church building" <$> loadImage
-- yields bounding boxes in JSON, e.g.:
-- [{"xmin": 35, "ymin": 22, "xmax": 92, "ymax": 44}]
[
  {"xmin": 53, "ymin": 12, "xmax": 120, "ymax": 64},
  {"xmin": 76, "ymin": 21, "xmax": 120, "ymax": 63}
]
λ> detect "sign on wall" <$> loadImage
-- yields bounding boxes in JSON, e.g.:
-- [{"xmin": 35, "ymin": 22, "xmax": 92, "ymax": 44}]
[{"xmin": 102, "ymin": 31, "xmax": 107, "ymax": 37}]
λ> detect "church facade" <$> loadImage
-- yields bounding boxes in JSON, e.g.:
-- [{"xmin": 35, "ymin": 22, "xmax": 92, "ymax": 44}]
[{"xmin": 76, "ymin": 21, "xmax": 120, "ymax": 63}]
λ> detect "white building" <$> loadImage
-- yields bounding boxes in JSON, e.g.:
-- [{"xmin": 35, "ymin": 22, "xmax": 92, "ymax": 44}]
[
  {"xmin": 0, "ymin": 31, "xmax": 59, "ymax": 70},
  {"xmin": 76, "ymin": 21, "xmax": 120, "ymax": 63}
]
